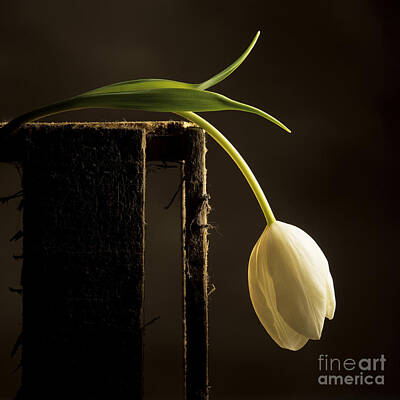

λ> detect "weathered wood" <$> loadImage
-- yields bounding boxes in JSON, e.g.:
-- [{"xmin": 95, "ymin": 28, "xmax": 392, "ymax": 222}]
[
  {"xmin": 145, "ymin": 121, "xmax": 210, "ymax": 399},
  {"xmin": 181, "ymin": 128, "xmax": 209, "ymax": 400},
  {"xmin": 19, "ymin": 123, "xmax": 146, "ymax": 399},
  {"xmin": 0, "ymin": 121, "xmax": 191, "ymax": 163},
  {"xmin": 0, "ymin": 121, "xmax": 209, "ymax": 399}
]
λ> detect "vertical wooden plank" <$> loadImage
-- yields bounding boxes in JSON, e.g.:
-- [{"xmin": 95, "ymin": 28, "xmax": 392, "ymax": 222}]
[
  {"xmin": 19, "ymin": 124, "xmax": 145, "ymax": 399},
  {"xmin": 182, "ymin": 127, "xmax": 210, "ymax": 400}
]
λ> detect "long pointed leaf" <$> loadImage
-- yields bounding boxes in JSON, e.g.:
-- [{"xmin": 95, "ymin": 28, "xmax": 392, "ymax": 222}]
[
  {"xmin": 80, "ymin": 31, "xmax": 260, "ymax": 96},
  {"xmin": 197, "ymin": 31, "xmax": 260, "ymax": 90},
  {"xmin": 2, "ymin": 88, "xmax": 291, "ymax": 133}
]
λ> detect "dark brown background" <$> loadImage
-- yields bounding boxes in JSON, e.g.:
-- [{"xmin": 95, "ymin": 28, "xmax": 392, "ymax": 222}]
[{"xmin": 0, "ymin": 0, "xmax": 398, "ymax": 399}]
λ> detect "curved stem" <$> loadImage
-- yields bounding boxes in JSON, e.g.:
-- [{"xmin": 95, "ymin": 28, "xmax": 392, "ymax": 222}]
[{"xmin": 176, "ymin": 111, "xmax": 276, "ymax": 226}]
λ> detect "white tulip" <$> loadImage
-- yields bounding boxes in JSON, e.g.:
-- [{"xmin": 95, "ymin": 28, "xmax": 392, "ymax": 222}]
[
  {"xmin": 177, "ymin": 113, "xmax": 335, "ymax": 351},
  {"xmin": 248, "ymin": 221, "xmax": 335, "ymax": 351}
]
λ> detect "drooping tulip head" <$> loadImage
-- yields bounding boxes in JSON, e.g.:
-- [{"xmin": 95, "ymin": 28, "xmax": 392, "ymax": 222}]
[{"xmin": 248, "ymin": 221, "xmax": 335, "ymax": 351}]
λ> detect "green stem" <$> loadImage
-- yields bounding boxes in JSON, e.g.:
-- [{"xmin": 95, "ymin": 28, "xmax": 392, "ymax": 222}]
[{"xmin": 177, "ymin": 111, "xmax": 276, "ymax": 226}]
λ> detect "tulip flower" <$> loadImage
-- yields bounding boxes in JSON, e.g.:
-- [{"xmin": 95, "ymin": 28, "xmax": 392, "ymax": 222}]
[
  {"xmin": 1, "ymin": 31, "xmax": 335, "ymax": 350},
  {"xmin": 248, "ymin": 221, "xmax": 336, "ymax": 351},
  {"xmin": 177, "ymin": 113, "xmax": 336, "ymax": 351}
]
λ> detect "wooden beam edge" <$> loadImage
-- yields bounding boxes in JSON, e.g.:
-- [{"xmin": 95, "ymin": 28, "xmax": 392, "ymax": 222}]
[{"xmin": 0, "ymin": 121, "xmax": 203, "ymax": 163}]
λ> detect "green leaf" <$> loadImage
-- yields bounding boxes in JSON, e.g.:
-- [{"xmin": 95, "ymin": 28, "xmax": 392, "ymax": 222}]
[
  {"xmin": 196, "ymin": 31, "xmax": 260, "ymax": 90},
  {"xmin": 81, "ymin": 78, "xmax": 197, "ymax": 96},
  {"xmin": 3, "ymin": 87, "xmax": 290, "ymax": 133},
  {"xmin": 2, "ymin": 31, "xmax": 291, "ymax": 134},
  {"xmin": 79, "ymin": 31, "xmax": 260, "ymax": 96}
]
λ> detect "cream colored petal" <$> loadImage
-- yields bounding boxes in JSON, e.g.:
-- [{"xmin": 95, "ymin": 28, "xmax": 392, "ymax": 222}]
[
  {"xmin": 324, "ymin": 270, "xmax": 336, "ymax": 319},
  {"xmin": 248, "ymin": 230, "xmax": 309, "ymax": 351},
  {"xmin": 295, "ymin": 226, "xmax": 336, "ymax": 320},
  {"xmin": 263, "ymin": 222, "xmax": 328, "ymax": 340}
]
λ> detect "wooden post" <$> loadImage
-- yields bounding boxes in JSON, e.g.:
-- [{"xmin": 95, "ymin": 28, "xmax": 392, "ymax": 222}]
[
  {"xmin": 0, "ymin": 121, "xmax": 209, "ymax": 400},
  {"xmin": 146, "ymin": 122, "xmax": 209, "ymax": 399},
  {"xmin": 19, "ymin": 123, "xmax": 146, "ymax": 399},
  {"xmin": 181, "ymin": 130, "xmax": 209, "ymax": 400}
]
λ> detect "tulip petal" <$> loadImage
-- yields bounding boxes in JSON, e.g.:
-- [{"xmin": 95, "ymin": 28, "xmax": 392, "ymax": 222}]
[
  {"xmin": 324, "ymin": 272, "xmax": 336, "ymax": 320},
  {"xmin": 292, "ymin": 225, "xmax": 336, "ymax": 320},
  {"xmin": 248, "ymin": 221, "xmax": 336, "ymax": 349},
  {"xmin": 249, "ymin": 231, "xmax": 309, "ymax": 350},
  {"xmin": 265, "ymin": 222, "xmax": 328, "ymax": 340}
]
